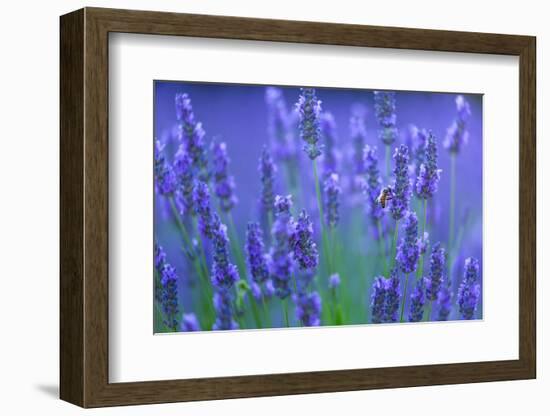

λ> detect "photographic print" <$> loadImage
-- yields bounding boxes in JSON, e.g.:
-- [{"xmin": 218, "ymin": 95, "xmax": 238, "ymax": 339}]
[{"xmin": 153, "ymin": 81, "xmax": 482, "ymax": 333}]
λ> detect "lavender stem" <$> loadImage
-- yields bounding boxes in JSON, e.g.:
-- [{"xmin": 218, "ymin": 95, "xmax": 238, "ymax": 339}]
[
  {"xmin": 399, "ymin": 272, "xmax": 410, "ymax": 323},
  {"xmin": 416, "ymin": 199, "xmax": 428, "ymax": 280},
  {"xmin": 313, "ymin": 159, "xmax": 332, "ymax": 274},
  {"xmin": 447, "ymin": 153, "xmax": 456, "ymax": 284},
  {"xmin": 376, "ymin": 219, "xmax": 388, "ymax": 276}
]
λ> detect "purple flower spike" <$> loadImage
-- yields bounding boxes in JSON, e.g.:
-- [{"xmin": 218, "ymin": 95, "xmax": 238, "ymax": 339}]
[
  {"xmin": 363, "ymin": 145, "xmax": 384, "ymax": 221},
  {"xmin": 444, "ymin": 95, "xmax": 471, "ymax": 153},
  {"xmin": 418, "ymin": 232, "xmax": 430, "ymax": 255},
  {"xmin": 269, "ymin": 195, "xmax": 294, "ymax": 299},
  {"xmin": 436, "ymin": 283, "xmax": 452, "ymax": 321},
  {"xmin": 396, "ymin": 211, "xmax": 420, "ymax": 274},
  {"xmin": 320, "ymin": 112, "xmax": 340, "ymax": 177},
  {"xmin": 295, "ymin": 292, "xmax": 322, "ymax": 326},
  {"xmin": 258, "ymin": 146, "xmax": 277, "ymax": 215},
  {"xmin": 389, "ymin": 144, "xmax": 412, "ymax": 221},
  {"xmin": 426, "ymin": 242, "xmax": 446, "ymax": 301},
  {"xmin": 154, "ymin": 139, "xmax": 177, "ymax": 195},
  {"xmin": 210, "ymin": 214, "xmax": 239, "ymax": 290},
  {"xmin": 457, "ymin": 257, "xmax": 481, "ymax": 319},
  {"xmin": 154, "ymin": 241, "xmax": 167, "ymax": 271},
  {"xmin": 193, "ymin": 181, "xmax": 214, "ymax": 239},
  {"xmin": 371, "ymin": 276, "xmax": 387, "ymax": 324},
  {"xmin": 266, "ymin": 87, "xmax": 296, "ymax": 161},
  {"xmin": 408, "ymin": 278, "xmax": 426, "ymax": 322},
  {"xmin": 173, "ymin": 145, "xmax": 194, "ymax": 215},
  {"xmin": 363, "ymin": 145, "xmax": 384, "ymax": 223},
  {"xmin": 370, "ymin": 269, "xmax": 401, "ymax": 323},
  {"xmin": 406, "ymin": 125, "xmax": 429, "ymax": 176},
  {"xmin": 245, "ymin": 222, "xmax": 270, "ymax": 285},
  {"xmin": 175, "ymin": 93, "xmax": 209, "ymax": 181},
  {"xmin": 384, "ymin": 269, "xmax": 401, "ymax": 323},
  {"xmin": 290, "ymin": 210, "xmax": 319, "ymax": 272},
  {"xmin": 374, "ymin": 91, "xmax": 398, "ymax": 145},
  {"xmin": 323, "ymin": 173, "xmax": 341, "ymax": 228},
  {"xmin": 213, "ymin": 290, "xmax": 239, "ymax": 330},
  {"xmin": 416, "ymin": 131, "xmax": 442, "ymax": 199},
  {"xmin": 180, "ymin": 313, "xmax": 201, "ymax": 332},
  {"xmin": 328, "ymin": 273, "xmax": 341, "ymax": 290},
  {"xmin": 212, "ymin": 141, "xmax": 238, "ymax": 212},
  {"xmin": 296, "ymin": 88, "xmax": 323, "ymax": 160},
  {"xmin": 154, "ymin": 249, "xmax": 179, "ymax": 331},
  {"xmin": 350, "ymin": 104, "xmax": 368, "ymax": 180}
]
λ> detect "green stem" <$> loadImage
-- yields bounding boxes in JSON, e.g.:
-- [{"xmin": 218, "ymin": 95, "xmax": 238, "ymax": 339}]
[
  {"xmin": 399, "ymin": 272, "xmax": 410, "ymax": 322},
  {"xmin": 447, "ymin": 153, "xmax": 456, "ymax": 280},
  {"xmin": 416, "ymin": 199, "xmax": 428, "ymax": 280},
  {"xmin": 262, "ymin": 297, "xmax": 272, "ymax": 327},
  {"xmin": 226, "ymin": 212, "xmax": 247, "ymax": 278},
  {"xmin": 283, "ymin": 299, "xmax": 290, "ymax": 327},
  {"xmin": 390, "ymin": 220, "xmax": 399, "ymax": 269},
  {"xmin": 168, "ymin": 197, "xmax": 214, "ymax": 323},
  {"xmin": 313, "ymin": 160, "xmax": 332, "ymax": 275},
  {"xmin": 376, "ymin": 219, "xmax": 388, "ymax": 276},
  {"xmin": 425, "ymin": 300, "xmax": 433, "ymax": 322}
]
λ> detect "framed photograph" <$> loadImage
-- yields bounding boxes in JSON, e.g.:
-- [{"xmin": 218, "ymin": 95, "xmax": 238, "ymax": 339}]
[{"xmin": 60, "ymin": 7, "xmax": 536, "ymax": 407}]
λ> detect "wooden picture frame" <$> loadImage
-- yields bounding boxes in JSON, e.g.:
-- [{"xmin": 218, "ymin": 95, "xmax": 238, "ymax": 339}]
[{"xmin": 60, "ymin": 7, "xmax": 536, "ymax": 408}]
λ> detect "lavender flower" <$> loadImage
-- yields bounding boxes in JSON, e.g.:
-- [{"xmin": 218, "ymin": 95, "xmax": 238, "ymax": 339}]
[
  {"xmin": 323, "ymin": 173, "xmax": 341, "ymax": 228},
  {"xmin": 426, "ymin": 242, "xmax": 446, "ymax": 301},
  {"xmin": 384, "ymin": 269, "xmax": 401, "ymax": 323},
  {"xmin": 212, "ymin": 141, "xmax": 238, "ymax": 212},
  {"xmin": 444, "ymin": 95, "xmax": 471, "ymax": 153},
  {"xmin": 296, "ymin": 88, "xmax": 323, "ymax": 160},
  {"xmin": 159, "ymin": 262, "xmax": 179, "ymax": 330},
  {"xmin": 370, "ymin": 269, "xmax": 401, "ymax": 323},
  {"xmin": 180, "ymin": 313, "xmax": 201, "ymax": 332},
  {"xmin": 418, "ymin": 232, "xmax": 429, "ymax": 255},
  {"xmin": 210, "ymin": 214, "xmax": 239, "ymax": 289},
  {"xmin": 396, "ymin": 211, "xmax": 420, "ymax": 274},
  {"xmin": 266, "ymin": 87, "xmax": 296, "ymax": 161},
  {"xmin": 290, "ymin": 210, "xmax": 319, "ymax": 272},
  {"xmin": 193, "ymin": 181, "xmax": 214, "ymax": 239},
  {"xmin": 295, "ymin": 292, "xmax": 322, "ymax": 326},
  {"xmin": 154, "ymin": 241, "xmax": 167, "ymax": 270},
  {"xmin": 320, "ymin": 112, "xmax": 340, "ymax": 177},
  {"xmin": 363, "ymin": 145, "xmax": 384, "ymax": 221},
  {"xmin": 374, "ymin": 91, "xmax": 398, "ymax": 145},
  {"xmin": 389, "ymin": 144, "xmax": 412, "ymax": 221},
  {"xmin": 371, "ymin": 276, "xmax": 387, "ymax": 324},
  {"xmin": 436, "ymin": 283, "xmax": 452, "ymax": 321},
  {"xmin": 173, "ymin": 145, "xmax": 194, "ymax": 215},
  {"xmin": 213, "ymin": 290, "xmax": 239, "ymax": 330},
  {"xmin": 406, "ymin": 125, "xmax": 428, "ymax": 175},
  {"xmin": 350, "ymin": 104, "xmax": 368, "ymax": 179},
  {"xmin": 269, "ymin": 195, "xmax": 295, "ymax": 299},
  {"xmin": 245, "ymin": 222, "xmax": 270, "ymax": 285},
  {"xmin": 416, "ymin": 131, "xmax": 442, "ymax": 199},
  {"xmin": 258, "ymin": 147, "xmax": 277, "ymax": 215},
  {"xmin": 175, "ymin": 93, "xmax": 209, "ymax": 181},
  {"xmin": 408, "ymin": 278, "xmax": 426, "ymax": 322},
  {"xmin": 154, "ymin": 242, "xmax": 166, "ymax": 304},
  {"xmin": 328, "ymin": 273, "xmax": 341, "ymax": 290},
  {"xmin": 457, "ymin": 257, "xmax": 481, "ymax": 319},
  {"xmin": 207, "ymin": 214, "xmax": 240, "ymax": 330},
  {"xmin": 154, "ymin": 139, "xmax": 176, "ymax": 195}
]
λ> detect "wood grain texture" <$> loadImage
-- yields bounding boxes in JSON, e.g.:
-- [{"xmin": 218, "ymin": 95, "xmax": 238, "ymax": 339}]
[
  {"xmin": 59, "ymin": 8, "xmax": 84, "ymax": 407},
  {"xmin": 59, "ymin": 7, "xmax": 537, "ymax": 408}
]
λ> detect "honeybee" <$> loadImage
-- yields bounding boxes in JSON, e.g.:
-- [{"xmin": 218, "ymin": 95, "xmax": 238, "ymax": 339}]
[{"xmin": 376, "ymin": 187, "xmax": 393, "ymax": 209}]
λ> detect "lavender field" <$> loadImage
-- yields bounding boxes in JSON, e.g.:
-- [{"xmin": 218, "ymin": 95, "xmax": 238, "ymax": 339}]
[{"xmin": 153, "ymin": 81, "xmax": 483, "ymax": 333}]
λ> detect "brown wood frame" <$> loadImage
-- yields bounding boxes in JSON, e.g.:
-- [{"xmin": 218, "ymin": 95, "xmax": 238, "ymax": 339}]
[{"xmin": 60, "ymin": 7, "xmax": 536, "ymax": 408}]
